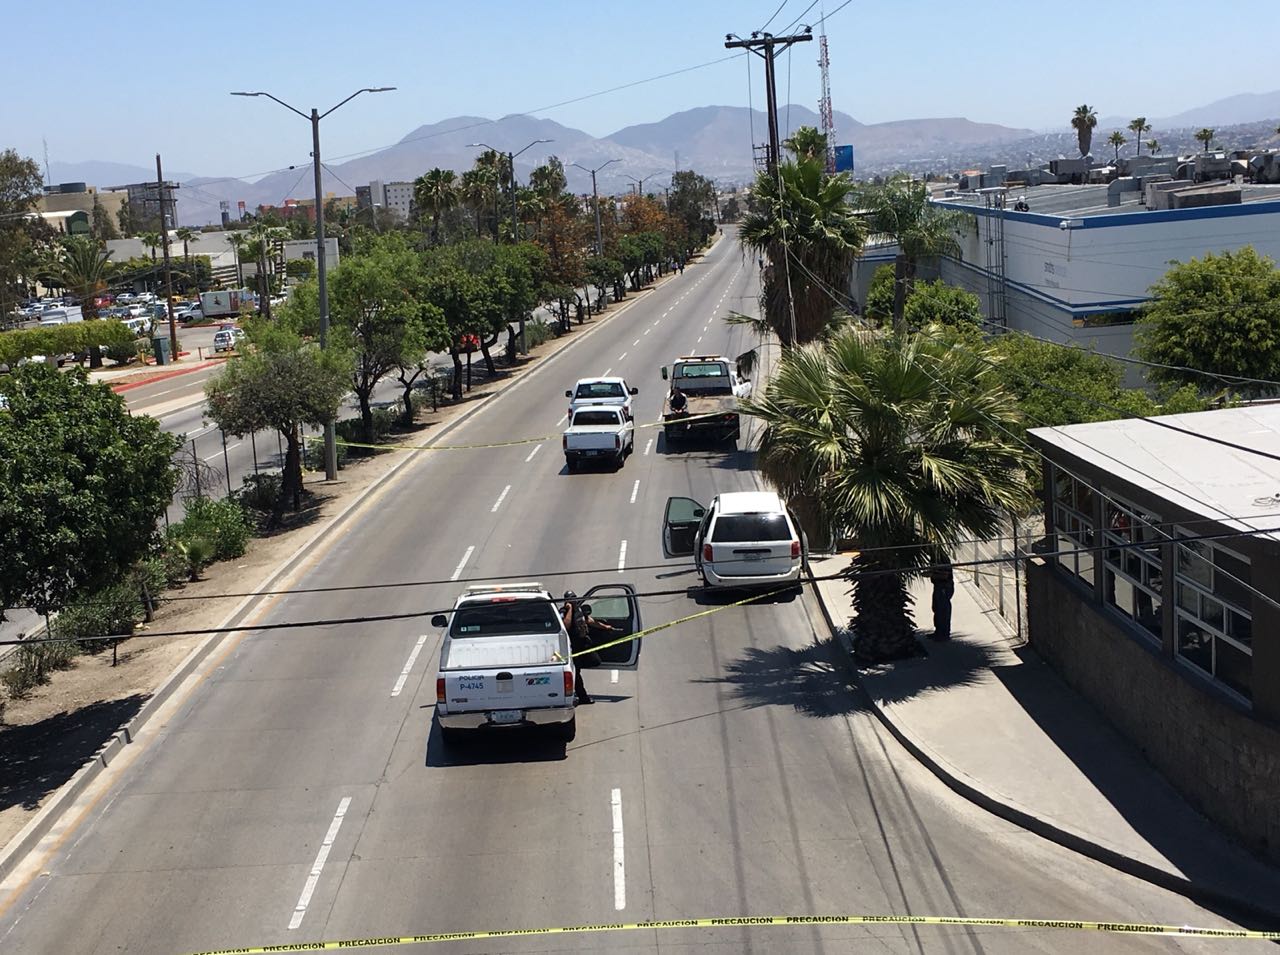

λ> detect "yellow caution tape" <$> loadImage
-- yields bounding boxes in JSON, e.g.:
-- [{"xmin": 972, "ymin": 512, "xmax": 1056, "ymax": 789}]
[
  {"xmin": 302, "ymin": 411, "xmax": 737, "ymax": 454},
  {"xmin": 567, "ymin": 586, "xmax": 785, "ymax": 659},
  {"xmin": 179, "ymin": 913, "xmax": 1280, "ymax": 952}
]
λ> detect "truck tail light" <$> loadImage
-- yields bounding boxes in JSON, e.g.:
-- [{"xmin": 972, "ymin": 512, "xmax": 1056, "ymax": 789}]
[
  {"xmin": 562, "ymin": 433, "xmax": 569, "ymax": 450},
  {"xmin": 436, "ymin": 677, "xmax": 446, "ymax": 703},
  {"xmin": 703, "ymin": 543, "xmax": 714, "ymax": 562},
  {"xmin": 791, "ymin": 540, "xmax": 801, "ymax": 559},
  {"xmin": 614, "ymin": 434, "xmax": 621, "ymax": 449},
  {"xmin": 564, "ymin": 669, "xmax": 575, "ymax": 697}
]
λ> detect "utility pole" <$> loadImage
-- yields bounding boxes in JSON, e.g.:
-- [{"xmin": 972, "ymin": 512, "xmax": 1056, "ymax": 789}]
[
  {"xmin": 155, "ymin": 154, "xmax": 179, "ymax": 362},
  {"xmin": 569, "ymin": 159, "xmax": 619, "ymax": 256},
  {"xmin": 724, "ymin": 29, "xmax": 812, "ymax": 172},
  {"xmin": 232, "ymin": 86, "xmax": 395, "ymax": 481}
]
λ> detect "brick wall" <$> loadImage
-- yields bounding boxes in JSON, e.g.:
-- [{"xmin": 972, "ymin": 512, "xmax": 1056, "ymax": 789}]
[{"xmin": 1027, "ymin": 558, "xmax": 1280, "ymax": 863}]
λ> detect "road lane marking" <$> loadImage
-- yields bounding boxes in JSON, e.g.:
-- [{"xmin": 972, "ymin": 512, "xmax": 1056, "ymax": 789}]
[
  {"xmin": 643, "ymin": 328, "xmax": 651, "ymax": 335},
  {"xmin": 391, "ymin": 634, "xmax": 429, "ymax": 697},
  {"xmin": 617, "ymin": 540, "xmax": 627, "ymax": 572},
  {"xmin": 643, "ymin": 439, "xmax": 652, "ymax": 456},
  {"xmin": 610, "ymin": 669, "xmax": 619, "ymax": 683},
  {"xmin": 630, "ymin": 480, "xmax": 639, "ymax": 504},
  {"xmin": 617, "ymin": 352, "xmax": 627, "ymax": 361},
  {"xmin": 525, "ymin": 444, "xmax": 542, "ymax": 463},
  {"xmin": 450, "ymin": 546, "xmax": 475, "ymax": 581},
  {"xmin": 490, "ymin": 484, "xmax": 511, "ymax": 513},
  {"xmin": 611, "ymin": 788, "xmax": 626, "ymax": 910},
  {"xmin": 557, "ymin": 413, "xmax": 568, "ymax": 425},
  {"xmin": 696, "ymin": 335, "xmax": 702, "ymax": 344},
  {"xmin": 289, "ymin": 796, "xmax": 351, "ymax": 930},
  {"xmin": 603, "ymin": 367, "xmax": 612, "ymax": 376},
  {"xmin": 201, "ymin": 443, "xmax": 240, "ymax": 462},
  {"xmin": 633, "ymin": 339, "xmax": 640, "ymax": 346}
]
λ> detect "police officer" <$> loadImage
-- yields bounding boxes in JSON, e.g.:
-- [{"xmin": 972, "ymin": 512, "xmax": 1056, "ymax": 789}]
[{"xmin": 561, "ymin": 591, "xmax": 619, "ymax": 705}]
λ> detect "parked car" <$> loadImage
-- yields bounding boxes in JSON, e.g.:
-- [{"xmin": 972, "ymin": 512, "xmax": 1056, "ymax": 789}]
[
  {"xmin": 662, "ymin": 490, "xmax": 806, "ymax": 592},
  {"xmin": 212, "ymin": 327, "xmax": 245, "ymax": 353},
  {"xmin": 123, "ymin": 317, "xmax": 152, "ymax": 337}
]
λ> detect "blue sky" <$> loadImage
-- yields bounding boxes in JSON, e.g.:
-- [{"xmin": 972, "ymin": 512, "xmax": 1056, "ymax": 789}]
[{"xmin": 3, "ymin": 0, "xmax": 1274, "ymax": 177}]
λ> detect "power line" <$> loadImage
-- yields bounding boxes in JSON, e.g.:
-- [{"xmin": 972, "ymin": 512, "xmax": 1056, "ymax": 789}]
[
  {"xmin": 8, "ymin": 521, "xmax": 1276, "ymax": 649},
  {"xmin": 759, "ymin": 0, "xmax": 789, "ymax": 31},
  {"xmin": 779, "ymin": 0, "xmax": 820, "ymax": 33}
]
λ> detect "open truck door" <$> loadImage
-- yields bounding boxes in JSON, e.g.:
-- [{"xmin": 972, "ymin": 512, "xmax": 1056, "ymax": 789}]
[
  {"xmin": 663, "ymin": 496, "xmax": 705, "ymax": 558},
  {"xmin": 580, "ymin": 583, "xmax": 643, "ymax": 669}
]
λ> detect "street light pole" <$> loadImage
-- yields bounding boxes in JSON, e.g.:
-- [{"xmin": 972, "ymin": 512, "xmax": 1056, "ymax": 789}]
[
  {"xmin": 468, "ymin": 139, "xmax": 553, "ymax": 355},
  {"xmin": 569, "ymin": 159, "xmax": 619, "ymax": 256},
  {"xmin": 232, "ymin": 86, "xmax": 394, "ymax": 481}
]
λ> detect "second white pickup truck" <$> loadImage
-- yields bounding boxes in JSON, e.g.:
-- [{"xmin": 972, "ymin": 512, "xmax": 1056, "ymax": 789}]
[{"xmin": 562, "ymin": 406, "xmax": 635, "ymax": 471}]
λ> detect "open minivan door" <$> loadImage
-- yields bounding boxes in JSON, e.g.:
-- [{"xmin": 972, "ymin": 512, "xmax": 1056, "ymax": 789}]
[
  {"xmin": 579, "ymin": 583, "xmax": 643, "ymax": 669},
  {"xmin": 663, "ymin": 496, "xmax": 705, "ymax": 558}
]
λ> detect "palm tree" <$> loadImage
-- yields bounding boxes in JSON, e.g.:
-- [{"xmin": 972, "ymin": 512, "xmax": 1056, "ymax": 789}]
[
  {"xmin": 1128, "ymin": 117, "xmax": 1151, "ymax": 155},
  {"xmin": 853, "ymin": 173, "xmax": 963, "ymax": 331},
  {"xmin": 1195, "ymin": 127, "xmax": 1216, "ymax": 152},
  {"xmin": 474, "ymin": 150, "xmax": 511, "ymax": 240},
  {"xmin": 739, "ymin": 130, "xmax": 865, "ymax": 346},
  {"xmin": 175, "ymin": 227, "xmax": 198, "ymax": 266},
  {"xmin": 245, "ymin": 223, "xmax": 286, "ymax": 319},
  {"xmin": 139, "ymin": 230, "xmax": 163, "ymax": 262},
  {"xmin": 1107, "ymin": 130, "xmax": 1127, "ymax": 163},
  {"xmin": 782, "ymin": 126, "xmax": 828, "ymax": 163},
  {"xmin": 1071, "ymin": 104, "xmax": 1098, "ymax": 158},
  {"xmin": 225, "ymin": 231, "xmax": 248, "ymax": 288},
  {"xmin": 1146, "ymin": 139, "xmax": 1161, "ymax": 156},
  {"xmin": 49, "ymin": 237, "xmax": 113, "ymax": 319},
  {"xmin": 413, "ymin": 167, "xmax": 459, "ymax": 245},
  {"xmin": 460, "ymin": 166, "xmax": 496, "ymax": 238},
  {"xmin": 743, "ymin": 326, "xmax": 1033, "ymax": 661}
]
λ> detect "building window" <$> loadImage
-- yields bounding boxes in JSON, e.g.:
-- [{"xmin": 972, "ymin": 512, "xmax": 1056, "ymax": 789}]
[
  {"xmin": 1101, "ymin": 498, "xmax": 1163, "ymax": 639},
  {"xmin": 1173, "ymin": 529, "xmax": 1252, "ymax": 701},
  {"xmin": 1050, "ymin": 465, "xmax": 1095, "ymax": 587}
]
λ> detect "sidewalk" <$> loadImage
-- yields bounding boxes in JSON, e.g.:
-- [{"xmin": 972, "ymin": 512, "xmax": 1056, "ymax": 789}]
[{"xmin": 809, "ymin": 555, "xmax": 1280, "ymax": 920}]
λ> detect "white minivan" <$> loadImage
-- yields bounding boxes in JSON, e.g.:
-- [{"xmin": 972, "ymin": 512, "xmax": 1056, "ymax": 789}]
[{"xmin": 662, "ymin": 490, "xmax": 806, "ymax": 591}]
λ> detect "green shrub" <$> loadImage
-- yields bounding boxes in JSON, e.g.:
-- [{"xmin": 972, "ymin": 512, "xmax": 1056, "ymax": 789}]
[
  {"xmin": 172, "ymin": 497, "xmax": 252, "ymax": 561},
  {"xmin": 232, "ymin": 472, "xmax": 282, "ymax": 514},
  {"xmin": 304, "ymin": 436, "xmax": 348, "ymax": 471},
  {"xmin": 524, "ymin": 319, "xmax": 554, "ymax": 348},
  {"xmin": 53, "ymin": 583, "xmax": 143, "ymax": 653},
  {"xmin": 130, "ymin": 556, "xmax": 172, "ymax": 603},
  {"xmin": 1, "ymin": 640, "xmax": 79, "ymax": 697},
  {"xmin": 334, "ymin": 408, "xmax": 394, "ymax": 456}
]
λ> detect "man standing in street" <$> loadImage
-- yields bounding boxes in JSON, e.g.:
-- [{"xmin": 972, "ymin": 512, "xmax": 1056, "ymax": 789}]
[{"xmin": 561, "ymin": 591, "xmax": 620, "ymax": 705}]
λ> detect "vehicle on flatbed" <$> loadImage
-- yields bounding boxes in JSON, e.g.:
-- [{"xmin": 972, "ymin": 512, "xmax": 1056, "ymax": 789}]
[
  {"xmin": 563, "ymin": 406, "xmax": 635, "ymax": 471},
  {"xmin": 432, "ymin": 582, "xmax": 642, "ymax": 746},
  {"xmin": 659, "ymin": 355, "xmax": 748, "ymax": 447}
]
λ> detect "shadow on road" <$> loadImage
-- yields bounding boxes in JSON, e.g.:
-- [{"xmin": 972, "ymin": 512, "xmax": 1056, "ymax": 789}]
[
  {"xmin": 424, "ymin": 714, "xmax": 568, "ymax": 767},
  {"xmin": 0, "ymin": 694, "xmax": 148, "ymax": 812},
  {"xmin": 693, "ymin": 638, "xmax": 865, "ymax": 719}
]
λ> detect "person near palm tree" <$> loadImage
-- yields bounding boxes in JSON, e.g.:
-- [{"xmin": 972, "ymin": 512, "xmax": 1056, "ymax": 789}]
[{"xmin": 929, "ymin": 559, "xmax": 956, "ymax": 642}]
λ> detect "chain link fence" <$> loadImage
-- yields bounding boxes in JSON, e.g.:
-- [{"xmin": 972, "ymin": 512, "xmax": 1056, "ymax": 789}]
[{"xmin": 963, "ymin": 511, "xmax": 1040, "ymax": 643}]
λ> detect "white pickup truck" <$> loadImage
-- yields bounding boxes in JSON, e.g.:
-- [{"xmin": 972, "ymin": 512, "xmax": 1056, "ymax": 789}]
[
  {"xmin": 432, "ymin": 582, "xmax": 643, "ymax": 747},
  {"xmin": 562, "ymin": 406, "xmax": 635, "ymax": 471}
]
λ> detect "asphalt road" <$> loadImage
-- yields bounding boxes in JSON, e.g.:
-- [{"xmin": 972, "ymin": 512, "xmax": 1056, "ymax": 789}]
[{"xmin": 0, "ymin": 233, "xmax": 1254, "ymax": 954}]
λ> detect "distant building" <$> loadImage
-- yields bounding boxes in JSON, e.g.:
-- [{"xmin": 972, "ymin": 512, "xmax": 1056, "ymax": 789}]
[
  {"xmin": 111, "ymin": 180, "xmax": 179, "ymax": 228},
  {"xmin": 31, "ymin": 209, "xmax": 90, "ymax": 235},
  {"xmin": 36, "ymin": 182, "xmax": 128, "ymax": 233},
  {"xmin": 1027, "ymin": 405, "xmax": 1280, "ymax": 862},
  {"xmin": 356, "ymin": 179, "xmax": 415, "ymax": 220}
]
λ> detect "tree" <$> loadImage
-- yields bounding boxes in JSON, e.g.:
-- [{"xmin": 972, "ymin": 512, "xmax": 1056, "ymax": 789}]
[
  {"xmin": 1146, "ymin": 139, "xmax": 1161, "ymax": 156},
  {"xmin": 460, "ymin": 166, "xmax": 497, "ymax": 238},
  {"xmin": 1134, "ymin": 246, "xmax": 1280, "ymax": 399},
  {"xmin": 1071, "ymin": 104, "xmax": 1098, "ymax": 157},
  {"xmin": 0, "ymin": 364, "xmax": 180, "ymax": 620},
  {"xmin": 721, "ymin": 196, "xmax": 741, "ymax": 222},
  {"xmin": 864, "ymin": 264, "xmax": 896, "ymax": 324},
  {"xmin": 225, "ymin": 230, "xmax": 248, "ymax": 287},
  {"xmin": 205, "ymin": 325, "xmax": 349, "ymax": 516},
  {"xmin": 1195, "ymin": 127, "xmax": 1216, "ymax": 152},
  {"xmin": 47, "ymin": 237, "xmax": 113, "ymax": 325},
  {"xmin": 668, "ymin": 169, "xmax": 718, "ymax": 255},
  {"xmin": 413, "ymin": 168, "xmax": 459, "ymax": 245},
  {"xmin": 1128, "ymin": 117, "xmax": 1151, "ymax": 155},
  {"xmin": 1107, "ymin": 130, "xmax": 1126, "ymax": 163},
  {"xmin": 854, "ymin": 174, "xmax": 962, "ymax": 330},
  {"xmin": 91, "ymin": 195, "xmax": 119, "ymax": 240},
  {"xmin": 990, "ymin": 331, "xmax": 1207, "ymax": 428},
  {"xmin": 176, "ymin": 227, "xmax": 199, "ymax": 269},
  {"xmin": 287, "ymin": 236, "xmax": 450, "ymax": 440},
  {"xmin": 244, "ymin": 223, "xmax": 286, "ymax": 318},
  {"xmin": 902, "ymin": 280, "xmax": 982, "ymax": 332},
  {"xmin": 740, "ymin": 135, "xmax": 865, "ymax": 346},
  {"xmin": 528, "ymin": 156, "xmax": 567, "ymax": 198},
  {"xmin": 0, "ymin": 149, "xmax": 48, "ymax": 318},
  {"xmin": 783, "ymin": 126, "xmax": 828, "ymax": 163},
  {"xmin": 743, "ymin": 326, "xmax": 1033, "ymax": 661},
  {"xmin": 139, "ymin": 230, "xmax": 162, "ymax": 262}
]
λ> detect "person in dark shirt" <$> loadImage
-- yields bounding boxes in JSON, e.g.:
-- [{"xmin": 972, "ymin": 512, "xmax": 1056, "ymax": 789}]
[{"xmin": 561, "ymin": 591, "xmax": 619, "ymax": 704}]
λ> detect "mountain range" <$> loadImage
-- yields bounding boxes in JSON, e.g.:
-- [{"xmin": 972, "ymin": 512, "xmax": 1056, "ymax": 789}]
[{"xmin": 46, "ymin": 89, "xmax": 1280, "ymax": 226}]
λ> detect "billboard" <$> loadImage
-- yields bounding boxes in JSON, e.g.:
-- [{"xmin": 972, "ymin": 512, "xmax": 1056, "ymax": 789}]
[{"xmin": 834, "ymin": 144, "xmax": 855, "ymax": 173}]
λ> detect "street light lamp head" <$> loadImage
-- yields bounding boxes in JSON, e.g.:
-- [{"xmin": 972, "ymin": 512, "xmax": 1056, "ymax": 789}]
[
  {"xmin": 365, "ymin": 87, "xmax": 396, "ymax": 93},
  {"xmin": 230, "ymin": 91, "xmax": 263, "ymax": 97}
]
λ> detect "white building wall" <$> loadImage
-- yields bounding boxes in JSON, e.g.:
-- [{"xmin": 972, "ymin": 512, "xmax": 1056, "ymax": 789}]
[{"xmin": 383, "ymin": 181, "xmax": 414, "ymax": 220}]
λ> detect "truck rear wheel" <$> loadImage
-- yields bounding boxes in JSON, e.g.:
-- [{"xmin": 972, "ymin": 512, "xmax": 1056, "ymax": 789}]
[{"xmin": 553, "ymin": 716, "xmax": 577, "ymax": 743}]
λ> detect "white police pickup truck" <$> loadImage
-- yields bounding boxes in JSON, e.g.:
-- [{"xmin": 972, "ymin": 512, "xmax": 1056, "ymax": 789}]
[{"xmin": 432, "ymin": 582, "xmax": 642, "ymax": 746}]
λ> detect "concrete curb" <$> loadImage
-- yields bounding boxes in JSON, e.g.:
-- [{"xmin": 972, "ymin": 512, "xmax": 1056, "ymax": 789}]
[
  {"xmin": 105, "ymin": 359, "xmax": 224, "ymax": 393},
  {"xmin": 807, "ymin": 567, "xmax": 1280, "ymax": 926},
  {"xmin": 0, "ymin": 243, "xmax": 705, "ymax": 886}
]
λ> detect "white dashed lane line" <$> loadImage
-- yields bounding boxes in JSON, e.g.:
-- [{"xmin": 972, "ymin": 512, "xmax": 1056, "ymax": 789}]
[
  {"xmin": 643, "ymin": 439, "xmax": 653, "ymax": 456},
  {"xmin": 288, "ymin": 797, "xmax": 351, "ymax": 930},
  {"xmin": 525, "ymin": 444, "xmax": 542, "ymax": 463},
  {"xmin": 490, "ymin": 484, "xmax": 511, "ymax": 513},
  {"xmin": 391, "ymin": 634, "xmax": 429, "ymax": 697},
  {"xmin": 617, "ymin": 540, "xmax": 627, "ymax": 572},
  {"xmin": 630, "ymin": 480, "xmax": 639, "ymax": 504},
  {"xmin": 450, "ymin": 545, "xmax": 476, "ymax": 581}
]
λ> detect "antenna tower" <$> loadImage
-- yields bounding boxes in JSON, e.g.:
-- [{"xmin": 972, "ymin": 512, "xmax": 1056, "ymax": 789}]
[{"xmin": 817, "ymin": 14, "xmax": 835, "ymax": 172}]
